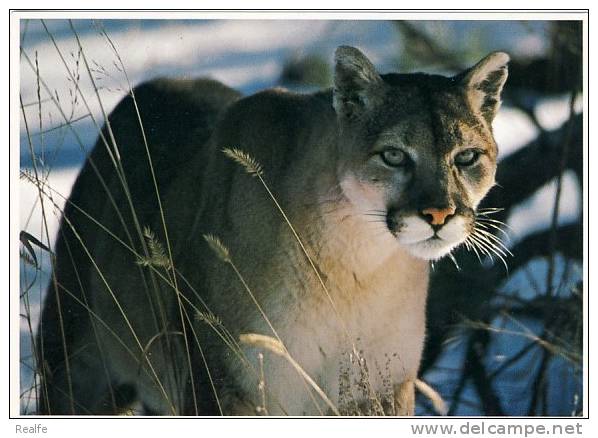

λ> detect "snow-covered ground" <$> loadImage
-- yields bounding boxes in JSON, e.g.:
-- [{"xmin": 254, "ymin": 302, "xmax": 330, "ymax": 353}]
[{"xmin": 18, "ymin": 18, "xmax": 583, "ymax": 416}]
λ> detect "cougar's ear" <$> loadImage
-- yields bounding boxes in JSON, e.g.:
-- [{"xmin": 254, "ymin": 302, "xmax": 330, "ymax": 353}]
[
  {"xmin": 333, "ymin": 46, "xmax": 385, "ymax": 120},
  {"xmin": 459, "ymin": 51, "xmax": 510, "ymax": 124}
]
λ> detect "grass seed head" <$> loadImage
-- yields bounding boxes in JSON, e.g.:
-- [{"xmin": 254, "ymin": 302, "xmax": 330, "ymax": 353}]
[
  {"xmin": 203, "ymin": 234, "xmax": 231, "ymax": 263},
  {"xmin": 223, "ymin": 148, "xmax": 264, "ymax": 177}
]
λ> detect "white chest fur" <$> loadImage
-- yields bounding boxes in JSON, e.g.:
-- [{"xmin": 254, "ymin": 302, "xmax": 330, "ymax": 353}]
[{"xmin": 241, "ymin": 207, "xmax": 430, "ymax": 415}]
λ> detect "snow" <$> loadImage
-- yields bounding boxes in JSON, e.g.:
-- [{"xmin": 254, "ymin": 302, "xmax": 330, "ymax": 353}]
[{"xmin": 507, "ymin": 170, "xmax": 581, "ymax": 244}]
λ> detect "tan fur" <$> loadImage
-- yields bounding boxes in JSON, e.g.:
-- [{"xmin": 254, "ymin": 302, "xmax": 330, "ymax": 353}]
[{"xmin": 38, "ymin": 47, "xmax": 508, "ymax": 415}]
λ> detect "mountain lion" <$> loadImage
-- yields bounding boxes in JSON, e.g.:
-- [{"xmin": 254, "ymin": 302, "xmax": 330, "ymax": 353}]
[{"xmin": 37, "ymin": 46, "xmax": 509, "ymax": 415}]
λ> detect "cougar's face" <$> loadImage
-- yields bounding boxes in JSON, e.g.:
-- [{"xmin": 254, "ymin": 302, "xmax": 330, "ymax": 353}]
[
  {"xmin": 338, "ymin": 92, "xmax": 498, "ymax": 260},
  {"xmin": 332, "ymin": 47, "xmax": 507, "ymax": 261}
]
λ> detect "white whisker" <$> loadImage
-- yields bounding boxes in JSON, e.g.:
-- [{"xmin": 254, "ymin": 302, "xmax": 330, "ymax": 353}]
[
  {"xmin": 472, "ymin": 232, "xmax": 509, "ymax": 261},
  {"xmin": 476, "ymin": 216, "xmax": 511, "ymax": 229},
  {"xmin": 447, "ymin": 252, "xmax": 461, "ymax": 271},
  {"xmin": 476, "ymin": 207, "xmax": 504, "ymax": 216},
  {"xmin": 468, "ymin": 233, "xmax": 495, "ymax": 260},
  {"xmin": 475, "ymin": 220, "xmax": 511, "ymax": 239},
  {"xmin": 473, "ymin": 227, "xmax": 513, "ymax": 257},
  {"xmin": 469, "ymin": 232, "xmax": 509, "ymax": 272},
  {"xmin": 465, "ymin": 238, "xmax": 484, "ymax": 264}
]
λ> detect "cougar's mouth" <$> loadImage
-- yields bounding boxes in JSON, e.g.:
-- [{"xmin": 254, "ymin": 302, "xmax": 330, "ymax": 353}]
[
  {"xmin": 390, "ymin": 214, "xmax": 470, "ymax": 261},
  {"xmin": 388, "ymin": 208, "xmax": 512, "ymax": 267},
  {"xmin": 364, "ymin": 204, "xmax": 510, "ymax": 263}
]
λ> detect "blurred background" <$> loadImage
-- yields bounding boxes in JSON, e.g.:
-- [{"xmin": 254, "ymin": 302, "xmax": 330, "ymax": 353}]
[{"xmin": 19, "ymin": 18, "xmax": 584, "ymax": 416}]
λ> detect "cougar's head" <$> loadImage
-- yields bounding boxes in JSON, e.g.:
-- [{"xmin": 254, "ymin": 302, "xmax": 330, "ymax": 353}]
[{"xmin": 332, "ymin": 46, "xmax": 509, "ymax": 261}]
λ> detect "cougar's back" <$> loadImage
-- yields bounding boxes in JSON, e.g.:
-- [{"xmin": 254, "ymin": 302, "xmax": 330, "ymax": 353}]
[{"xmin": 37, "ymin": 78, "xmax": 240, "ymax": 414}]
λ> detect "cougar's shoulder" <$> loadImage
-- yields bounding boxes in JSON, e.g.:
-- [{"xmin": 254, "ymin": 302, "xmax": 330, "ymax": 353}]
[
  {"xmin": 163, "ymin": 86, "xmax": 338, "ymax": 247},
  {"xmin": 210, "ymin": 86, "xmax": 336, "ymax": 171}
]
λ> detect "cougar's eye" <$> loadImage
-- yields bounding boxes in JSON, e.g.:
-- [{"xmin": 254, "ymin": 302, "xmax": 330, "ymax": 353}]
[
  {"xmin": 455, "ymin": 149, "xmax": 480, "ymax": 167},
  {"xmin": 381, "ymin": 148, "xmax": 408, "ymax": 167}
]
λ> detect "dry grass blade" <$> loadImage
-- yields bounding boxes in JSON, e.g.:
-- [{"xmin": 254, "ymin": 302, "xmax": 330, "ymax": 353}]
[
  {"xmin": 24, "ymin": 173, "xmax": 264, "ymax": 413},
  {"xmin": 223, "ymin": 148, "xmax": 356, "ymax": 353},
  {"xmin": 20, "ymin": 250, "xmax": 38, "ymax": 269},
  {"xmin": 20, "ymin": 230, "xmax": 52, "ymax": 268},
  {"xmin": 240, "ymin": 333, "xmax": 340, "ymax": 416},
  {"xmin": 414, "ymin": 379, "xmax": 447, "ymax": 416},
  {"xmin": 203, "ymin": 234, "xmax": 325, "ymax": 414},
  {"xmin": 240, "ymin": 333, "xmax": 287, "ymax": 356},
  {"xmin": 462, "ymin": 317, "xmax": 580, "ymax": 366},
  {"xmin": 256, "ymin": 352, "xmax": 268, "ymax": 415}
]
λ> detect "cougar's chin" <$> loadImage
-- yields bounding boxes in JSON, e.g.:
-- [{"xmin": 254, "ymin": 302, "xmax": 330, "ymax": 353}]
[
  {"xmin": 401, "ymin": 238, "xmax": 464, "ymax": 261},
  {"xmin": 395, "ymin": 215, "xmax": 469, "ymax": 261}
]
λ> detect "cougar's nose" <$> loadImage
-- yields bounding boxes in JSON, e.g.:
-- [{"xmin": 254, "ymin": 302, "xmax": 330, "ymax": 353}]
[{"xmin": 421, "ymin": 206, "xmax": 456, "ymax": 226}]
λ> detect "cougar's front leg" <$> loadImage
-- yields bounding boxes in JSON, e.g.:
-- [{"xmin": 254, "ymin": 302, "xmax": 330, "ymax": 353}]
[{"xmin": 394, "ymin": 379, "xmax": 415, "ymax": 416}]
